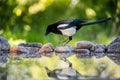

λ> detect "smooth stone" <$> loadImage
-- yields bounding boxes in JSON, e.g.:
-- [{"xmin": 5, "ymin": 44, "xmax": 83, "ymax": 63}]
[
  {"xmin": 74, "ymin": 49, "xmax": 90, "ymax": 54},
  {"xmin": 10, "ymin": 46, "xmax": 40, "ymax": 57},
  {"xmin": 107, "ymin": 36, "xmax": 120, "ymax": 53},
  {"xmin": 107, "ymin": 42, "xmax": 120, "ymax": 53},
  {"xmin": 75, "ymin": 49, "xmax": 91, "ymax": 59},
  {"xmin": 18, "ymin": 42, "xmax": 42, "ymax": 48},
  {"xmin": 0, "ymin": 36, "xmax": 10, "ymax": 66},
  {"xmin": 109, "ymin": 36, "xmax": 120, "ymax": 45},
  {"xmin": 36, "ymin": 43, "xmax": 54, "ymax": 57},
  {"xmin": 55, "ymin": 45, "xmax": 74, "ymax": 53},
  {"xmin": 106, "ymin": 36, "xmax": 120, "ymax": 65},
  {"xmin": 0, "ymin": 54, "xmax": 10, "ymax": 66},
  {"xmin": 91, "ymin": 44, "xmax": 106, "ymax": 58},
  {"xmin": 55, "ymin": 52, "xmax": 73, "ymax": 58},
  {"xmin": 55, "ymin": 45, "xmax": 74, "ymax": 58},
  {"xmin": 107, "ymin": 54, "xmax": 120, "ymax": 65},
  {"xmin": 0, "ymin": 36, "xmax": 10, "ymax": 51},
  {"xmin": 75, "ymin": 41, "xmax": 94, "ymax": 49}
]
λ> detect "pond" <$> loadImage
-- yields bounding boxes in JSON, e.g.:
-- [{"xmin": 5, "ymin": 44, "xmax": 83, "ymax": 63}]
[{"xmin": 0, "ymin": 36, "xmax": 120, "ymax": 80}]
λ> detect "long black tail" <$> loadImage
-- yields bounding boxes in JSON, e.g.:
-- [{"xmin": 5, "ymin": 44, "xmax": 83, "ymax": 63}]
[{"xmin": 81, "ymin": 17, "xmax": 111, "ymax": 26}]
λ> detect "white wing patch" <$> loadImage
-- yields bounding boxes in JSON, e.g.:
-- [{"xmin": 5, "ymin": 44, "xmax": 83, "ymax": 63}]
[
  {"xmin": 57, "ymin": 24, "xmax": 69, "ymax": 29},
  {"xmin": 60, "ymin": 27, "xmax": 76, "ymax": 36}
]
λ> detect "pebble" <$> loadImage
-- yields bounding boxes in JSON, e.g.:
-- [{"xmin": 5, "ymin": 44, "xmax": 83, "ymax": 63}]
[
  {"xmin": 74, "ymin": 49, "xmax": 90, "ymax": 54},
  {"xmin": 75, "ymin": 49, "xmax": 91, "ymax": 58},
  {"xmin": 55, "ymin": 45, "xmax": 73, "ymax": 53},
  {"xmin": 36, "ymin": 43, "xmax": 54, "ymax": 57},
  {"xmin": 10, "ymin": 46, "xmax": 40, "ymax": 57},
  {"xmin": 109, "ymin": 36, "xmax": 120, "ymax": 45},
  {"xmin": 107, "ymin": 42, "xmax": 120, "ymax": 53},
  {"xmin": 91, "ymin": 44, "xmax": 106, "ymax": 58},
  {"xmin": 75, "ymin": 41, "xmax": 94, "ymax": 49},
  {"xmin": 0, "ymin": 36, "xmax": 10, "ymax": 51},
  {"xmin": 55, "ymin": 45, "xmax": 74, "ymax": 58},
  {"xmin": 18, "ymin": 42, "xmax": 42, "ymax": 48},
  {"xmin": 106, "ymin": 36, "xmax": 120, "ymax": 65},
  {"xmin": 0, "ymin": 36, "xmax": 10, "ymax": 66}
]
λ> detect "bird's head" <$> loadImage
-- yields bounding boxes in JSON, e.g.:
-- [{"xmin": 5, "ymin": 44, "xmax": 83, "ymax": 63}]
[
  {"xmin": 45, "ymin": 25, "xmax": 56, "ymax": 36},
  {"xmin": 45, "ymin": 25, "xmax": 52, "ymax": 36}
]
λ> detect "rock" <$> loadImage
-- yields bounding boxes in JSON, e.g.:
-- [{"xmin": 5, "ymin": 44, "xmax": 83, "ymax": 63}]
[
  {"xmin": 75, "ymin": 49, "xmax": 91, "ymax": 59},
  {"xmin": 55, "ymin": 45, "xmax": 74, "ymax": 58},
  {"xmin": 91, "ymin": 44, "xmax": 106, "ymax": 58},
  {"xmin": 74, "ymin": 49, "xmax": 90, "ymax": 54},
  {"xmin": 106, "ymin": 36, "xmax": 120, "ymax": 65},
  {"xmin": 55, "ymin": 45, "xmax": 74, "ymax": 53},
  {"xmin": 75, "ymin": 41, "xmax": 94, "ymax": 49},
  {"xmin": 10, "ymin": 46, "xmax": 40, "ymax": 57},
  {"xmin": 0, "ymin": 36, "xmax": 10, "ymax": 66},
  {"xmin": 0, "ymin": 54, "xmax": 9, "ymax": 66},
  {"xmin": 36, "ymin": 43, "xmax": 54, "ymax": 57},
  {"xmin": 109, "ymin": 36, "xmax": 120, "ymax": 45},
  {"xmin": 107, "ymin": 42, "xmax": 120, "ymax": 53},
  {"xmin": 55, "ymin": 52, "xmax": 73, "ymax": 58},
  {"xmin": 107, "ymin": 36, "xmax": 120, "ymax": 53},
  {"xmin": 0, "ymin": 36, "xmax": 10, "ymax": 51},
  {"xmin": 18, "ymin": 42, "xmax": 42, "ymax": 48}
]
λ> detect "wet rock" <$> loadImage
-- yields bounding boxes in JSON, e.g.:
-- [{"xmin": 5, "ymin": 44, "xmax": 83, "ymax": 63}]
[
  {"xmin": 107, "ymin": 36, "xmax": 120, "ymax": 53},
  {"xmin": 109, "ymin": 36, "xmax": 120, "ymax": 45},
  {"xmin": 0, "ymin": 36, "xmax": 10, "ymax": 66},
  {"xmin": 107, "ymin": 42, "xmax": 120, "ymax": 53},
  {"xmin": 75, "ymin": 49, "xmax": 91, "ymax": 58},
  {"xmin": 91, "ymin": 44, "xmax": 106, "ymax": 58},
  {"xmin": 36, "ymin": 43, "xmax": 54, "ymax": 57},
  {"xmin": 106, "ymin": 36, "xmax": 120, "ymax": 65},
  {"xmin": 75, "ymin": 41, "xmax": 94, "ymax": 49},
  {"xmin": 74, "ymin": 49, "xmax": 90, "ymax": 54},
  {"xmin": 0, "ymin": 54, "xmax": 9, "ymax": 66},
  {"xmin": 18, "ymin": 42, "xmax": 42, "ymax": 48},
  {"xmin": 0, "ymin": 36, "xmax": 10, "ymax": 51},
  {"xmin": 10, "ymin": 46, "xmax": 40, "ymax": 57},
  {"xmin": 55, "ymin": 45, "xmax": 74, "ymax": 58},
  {"xmin": 55, "ymin": 45, "xmax": 74, "ymax": 53},
  {"xmin": 55, "ymin": 52, "xmax": 73, "ymax": 58}
]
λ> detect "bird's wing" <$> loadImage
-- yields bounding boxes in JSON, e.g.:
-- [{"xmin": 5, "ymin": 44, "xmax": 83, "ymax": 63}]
[
  {"xmin": 57, "ymin": 20, "xmax": 73, "ymax": 24},
  {"xmin": 57, "ymin": 24, "xmax": 70, "ymax": 30},
  {"xmin": 56, "ymin": 20, "xmax": 73, "ymax": 30}
]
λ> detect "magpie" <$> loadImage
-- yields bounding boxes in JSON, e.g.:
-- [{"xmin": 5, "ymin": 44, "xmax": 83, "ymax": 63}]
[{"xmin": 45, "ymin": 18, "xmax": 111, "ymax": 45}]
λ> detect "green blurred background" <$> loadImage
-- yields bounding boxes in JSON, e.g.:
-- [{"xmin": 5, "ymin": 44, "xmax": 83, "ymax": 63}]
[
  {"xmin": 0, "ymin": 0, "xmax": 120, "ymax": 79},
  {"xmin": 0, "ymin": 0, "xmax": 120, "ymax": 46}
]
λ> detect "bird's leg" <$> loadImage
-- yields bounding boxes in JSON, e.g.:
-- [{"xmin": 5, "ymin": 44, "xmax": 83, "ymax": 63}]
[
  {"xmin": 59, "ymin": 37, "xmax": 69, "ymax": 43},
  {"xmin": 63, "ymin": 36, "xmax": 72, "ymax": 46}
]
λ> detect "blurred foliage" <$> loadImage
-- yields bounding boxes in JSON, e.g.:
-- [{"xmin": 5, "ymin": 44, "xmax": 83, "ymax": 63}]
[
  {"xmin": 0, "ymin": 0, "xmax": 120, "ymax": 79},
  {"xmin": 0, "ymin": 0, "xmax": 119, "ymax": 45}
]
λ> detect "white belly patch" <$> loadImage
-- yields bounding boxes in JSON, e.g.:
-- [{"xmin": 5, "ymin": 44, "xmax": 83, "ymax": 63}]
[{"xmin": 60, "ymin": 27, "xmax": 76, "ymax": 36}]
